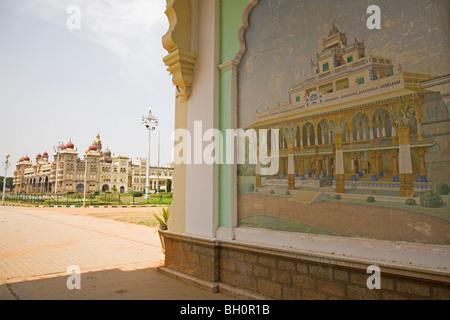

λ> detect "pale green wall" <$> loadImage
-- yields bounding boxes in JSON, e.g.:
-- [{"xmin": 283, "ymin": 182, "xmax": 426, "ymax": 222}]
[{"xmin": 219, "ymin": 0, "xmax": 253, "ymax": 227}]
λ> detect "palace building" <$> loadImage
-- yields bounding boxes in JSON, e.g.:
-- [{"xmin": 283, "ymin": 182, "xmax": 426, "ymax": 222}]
[
  {"xmin": 247, "ymin": 22, "xmax": 448, "ymax": 197},
  {"xmin": 12, "ymin": 134, "xmax": 174, "ymax": 194}
]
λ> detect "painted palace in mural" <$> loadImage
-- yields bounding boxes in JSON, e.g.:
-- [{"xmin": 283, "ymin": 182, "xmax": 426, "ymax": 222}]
[
  {"xmin": 245, "ymin": 23, "xmax": 450, "ymax": 198},
  {"xmin": 12, "ymin": 134, "xmax": 174, "ymax": 194}
]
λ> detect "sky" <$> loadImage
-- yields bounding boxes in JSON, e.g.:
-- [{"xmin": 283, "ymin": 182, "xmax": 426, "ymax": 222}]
[{"xmin": 0, "ymin": 0, "xmax": 175, "ymax": 174}]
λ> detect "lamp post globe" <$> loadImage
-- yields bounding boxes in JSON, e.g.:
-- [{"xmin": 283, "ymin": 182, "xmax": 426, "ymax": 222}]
[
  {"xmin": 2, "ymin": 154, "xmax": 11, "ymax": 206},
  {"xmin": 141, "ymin": 108, "xmax": 158, "ymax": 200}
]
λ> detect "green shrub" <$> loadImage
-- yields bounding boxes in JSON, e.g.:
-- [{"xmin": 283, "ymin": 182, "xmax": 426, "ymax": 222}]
[
  {"xmin": 366, "ymin": 196, "xmax": 375, "ymax": 203},
  {"xmin": 420, "ymin": 191, "xmax": 443, "ymax": 208},
  {"xmin": 334, "ymin": 194, "xmax": 342, "ymax": 200},
  {"xmin": 405, "ymin": 198, "xmax": 416, "ymax": 206},
  {"xmin": 285, "ymin": 191, "xmax": 291, "ymax": 196},
  {"xmin": 270, "ymin": 189, "xmax": 275, "ymax": 194},
  {"xmin": 255, "ymin": 188, "xmax": 259, "ymax": 192},
  {"xmin": 133, "ymin": 192, "xmax": 144, "ymax": 198},
  {"xmin": 436, "ymin": 183, "xmax": 449, "ymax": 195}
]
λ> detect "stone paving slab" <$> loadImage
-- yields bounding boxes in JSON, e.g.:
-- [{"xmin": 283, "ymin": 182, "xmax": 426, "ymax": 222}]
[{"xmin": 0, "ymin": 206, "xmax": 232, "ymax": 300}]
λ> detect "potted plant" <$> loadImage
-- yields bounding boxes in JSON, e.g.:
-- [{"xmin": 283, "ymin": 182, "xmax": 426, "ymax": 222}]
[{"xmin": 153, "ymin": 207, "xmax": 169, "ymax": 254}]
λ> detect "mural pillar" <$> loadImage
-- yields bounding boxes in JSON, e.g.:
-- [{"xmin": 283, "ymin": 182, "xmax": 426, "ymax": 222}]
[
  {"xmin": 416, "ymin": 107, "xmax": 424, "ymax": 141},
  {"xmin": 314, "ymin": 147, "xmax": 320, "ymax": 180},
  {"xmin": 391, "ymin": 127, "xmax": 397, "ymax": 144},
  {"xmin": 299, "ymin": 126, "xmax": 304, "ymax": 150},
  {"xmin": 299, "ymin": 157, "xmax": 305, "ymax": 180},
  {"xmin": 334, "ymin": 133, "xmax": 346, "ymax": 194},
  {"xmin": 377, "ymin": 151, "xmax": 384, "ymax": 178},
  {"xmin": 369, "ymin": 119, "xmax": 375, "ymax": 145},
  {"xmin": 389, "ymin": 103, "xmax": 414, "ymax": 197},
  {"xmin": 369, "ymin": 152, "xmax": 377, "ymax": 181},
  {"xmin": 415, "ymin": 148, "xmax": 429, "ymax": 183},
  {"xmin": 358, "ymin": 156, "xmax": 364, "ymax": 177},
  {"xmin": 288, "ymin": 143, "xmax": 295, "ymax": 190},
  {"xmin": 391, "ymin": 150, "xmax": 400, "ymax": 182},
  {"xmin": 307, "ymin": 157, "xmax": 312, "ymax": 178},
  {"xmin": 350, "ymin": 153, "xmax": 357, "ymax": 181},
  {"xmin": 397, "ymin": 127, "xmax": 414, "ymax": 197},
  {"xmin": 255, "ymin": 131, "xmax": 262, "ymax": 189},
  {"xmin": 377, "ymin": 120, "xmax": 383, "ymax": 138}
]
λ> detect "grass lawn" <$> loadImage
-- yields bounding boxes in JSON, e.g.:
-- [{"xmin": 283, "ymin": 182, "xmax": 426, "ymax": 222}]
[
  {"xmin": 88, "ymin": 210, "xmax": 163, "ymax": 228},
  {"xmin": 238, "ymin": 216, "xmax": 336, "ymax": 236}
]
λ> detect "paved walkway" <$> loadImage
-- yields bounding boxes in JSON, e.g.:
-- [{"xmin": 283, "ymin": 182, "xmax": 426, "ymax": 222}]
[{"xmin": 0, "ymin": 206, "xmax": 232, "ymax": 300}]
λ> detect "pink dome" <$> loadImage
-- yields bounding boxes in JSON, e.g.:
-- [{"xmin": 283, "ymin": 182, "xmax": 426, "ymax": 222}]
[
  {"xmin": 88, "ymin": 144, "xmax": 97, "ymax": 151},
  {"xmin": 66, "ymin": 141, "xmax": 75, "ymax": 149}
]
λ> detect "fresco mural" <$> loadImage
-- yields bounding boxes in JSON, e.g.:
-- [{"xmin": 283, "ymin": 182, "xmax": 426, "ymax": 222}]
[{"xmin": 237, "ymin": 0, "xmax": 450, "ymax": 245}]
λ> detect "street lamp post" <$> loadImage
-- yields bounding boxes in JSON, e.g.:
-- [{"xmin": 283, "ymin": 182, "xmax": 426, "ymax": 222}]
[
  {"xmin": 156, "ymin": 131, "xmax": 160, "ymax": 193},
  {"xmin": 83, "ymin": 149, "xmax": 89, "ymax": 208},
  {"xmin": 2, "ymin": 154, "xmax": 11, "ymax": 206},
  {"xmin": 141, "ymin": 108, "xmax": 158, "ymax": 200},
  {"xmin": 53, "ymin": 142, "xmax": 62, "ymax": 194}
]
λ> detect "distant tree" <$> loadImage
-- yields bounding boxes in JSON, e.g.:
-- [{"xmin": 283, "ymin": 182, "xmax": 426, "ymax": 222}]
[
  {"xmin": 0, "ymin": 177, "xmax": 13, "ymax": 192},
  {"xmin": 166, "ymin": 179, "xmax": 172, "ymax": 193}
]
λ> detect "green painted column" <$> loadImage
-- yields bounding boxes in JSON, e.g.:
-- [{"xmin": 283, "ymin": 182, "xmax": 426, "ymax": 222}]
[{"xmin": 219, "ymin": 0, "xmax": 254, "ymax": 228}]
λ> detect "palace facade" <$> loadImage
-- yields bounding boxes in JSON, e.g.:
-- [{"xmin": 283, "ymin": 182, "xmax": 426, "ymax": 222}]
[
  {"xmin": 248, "ymin": 23, "xmax": 449, "ymax": 197},
  {"xmin": 12, "ymin": 134, "xmax": 174, "ymax": 194}
]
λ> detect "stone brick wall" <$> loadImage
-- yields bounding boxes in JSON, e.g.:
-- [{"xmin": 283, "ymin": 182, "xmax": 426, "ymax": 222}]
[
  {"xmin": 163, "ymin": 233, "xmax": 220, "ymax": 283},
  {"xmin": 162, "ymin": 232, "xmax": 450, "ymax": 300}
]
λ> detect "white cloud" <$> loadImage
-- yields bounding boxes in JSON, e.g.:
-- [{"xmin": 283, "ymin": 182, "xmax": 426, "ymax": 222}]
[{"xmin": 14, "ymin": 0, "xmax": 168, "ymax": 65}]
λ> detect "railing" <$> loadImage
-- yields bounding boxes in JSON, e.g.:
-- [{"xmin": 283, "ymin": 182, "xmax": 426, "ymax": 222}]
[
  {"xmin": 2, "ymin": 192, "xmax": 173, "ymax": 206},
  {"xmin": 289, "ymin": 56, "xmax": 393, "ymax": 91},
  {"xmin": 257, "ymin": 73, "xmax": 404, "ymax": 122}
]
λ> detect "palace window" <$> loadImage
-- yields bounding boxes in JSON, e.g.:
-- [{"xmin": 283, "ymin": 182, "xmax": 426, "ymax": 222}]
[
  {"xmin": 323, "ymin": 63, "xmax": 329, "ymax": 72},
  {"xmin": 336, "ymin": 78, "xmax": 349, "ymax": 91},
  {"xmin": 357, "ymin": 77, "xmax": 365, "ymax": 85},
  {"xmin": 347, "ymin": 56, "xmax": 353, "ymax": 63},
  {"xmin": 296, "ymin": 96, "xmax": 301, "ymax": 103},
  {"xmin": 319, "ymin": 82, "xmax": 333, "ymax": 94}
]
